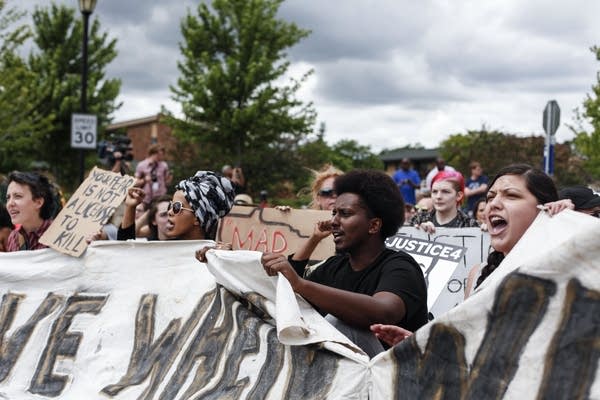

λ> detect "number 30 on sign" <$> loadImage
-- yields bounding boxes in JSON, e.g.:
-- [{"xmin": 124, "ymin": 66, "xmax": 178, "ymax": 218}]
[{"xmin": 71, "ymin": 113, "xmax": 97, "ymax": 149}]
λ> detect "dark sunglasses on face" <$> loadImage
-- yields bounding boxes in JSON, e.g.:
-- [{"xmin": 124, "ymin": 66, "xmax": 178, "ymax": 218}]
[
  {"xmin": 168, "ymin": 201, "xmax": 194, "ymax": 215},
  {"xmin": 318, "ymin": 189, "xmax": 336, "ymax": 198}
]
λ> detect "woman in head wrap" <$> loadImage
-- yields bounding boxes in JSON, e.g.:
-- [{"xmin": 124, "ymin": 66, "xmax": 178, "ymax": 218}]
[{"xmin": 166, "ymin": 171, "xmax": 235, "ymax": 240}]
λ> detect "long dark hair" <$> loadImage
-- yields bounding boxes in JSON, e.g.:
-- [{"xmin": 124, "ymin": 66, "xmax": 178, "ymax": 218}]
[
  {"xmin": 475, "ymin": 164, "xmax": 558, "ymax": 288},
  {"xmin": 146, "ymin": 195, "xmax": 171, "ymax": 240}
]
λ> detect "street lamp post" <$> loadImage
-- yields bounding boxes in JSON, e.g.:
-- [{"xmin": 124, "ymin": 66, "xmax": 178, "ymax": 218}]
[{"xmin": 78, "ymin": 0, "xmax": 97, "ymax": 183}]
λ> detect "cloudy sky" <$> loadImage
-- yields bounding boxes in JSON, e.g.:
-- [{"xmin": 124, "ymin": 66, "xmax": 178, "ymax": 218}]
[{"xmin": 20, "ymin": 0, "xmax": 600, "ymax": 152}]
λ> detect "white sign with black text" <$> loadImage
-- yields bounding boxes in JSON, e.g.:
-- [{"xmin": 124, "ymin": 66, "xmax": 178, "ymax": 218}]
[{"xmin": 71, "ymin": 113, "xmax": 97, "ymax": 149}]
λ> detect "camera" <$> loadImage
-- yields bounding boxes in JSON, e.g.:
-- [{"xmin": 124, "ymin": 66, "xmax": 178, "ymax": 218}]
[{"xmin": 97, "ymin": 135, "xmax": 133, "ymax": 165}]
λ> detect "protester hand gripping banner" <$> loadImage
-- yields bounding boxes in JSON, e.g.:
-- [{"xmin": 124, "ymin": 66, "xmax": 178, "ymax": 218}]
[
  {"xmin": 203, "ymin": 249, "xmax": 369, "ymax": 360},
  {"xmin": 1, "ymin": 210, "xmax": 597, "ymax": 399},
  {"xmin": 40, "ymin": 167, "xmax": 135, "ymax": 257},
  {"xmin": 219, "ymin": 205, "xmax": 490, "ymax": 318},
  {"xmin": 0, "ymin": 241, "xmax": 369, "ymax": 399},
  {"xmin": 371, "ymin": 210, "xmax": 600, "ymax": 399}
]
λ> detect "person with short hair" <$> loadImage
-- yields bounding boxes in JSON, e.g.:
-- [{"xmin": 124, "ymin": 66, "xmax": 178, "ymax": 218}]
[
  {"xmin": 424, "ymin": 157, "xmax": 456, "ymax": 192},
  {"xmin": 393, "ymin": 158, "xmax": 421, "ymax": 206},
  {"xmin": 221, "ymin": 164, "xmax": 246, "ymax": 194},
  {"xmin": 135, "ymin": 143, "xmax": 172, "ymax": 207},
  {"xmin": 260, "ymin": 169, "xmax": 428, "ymax": 357},
  {"xmin": 411, "ymin": 170, "xmax": 478, "ymax": 234},
  {"xmin": 464, "ymin": 161, "xmax": 489, "ymax": 215},
  {"xmin": 5, "ymin": 171, "xmax": 56, "ymax": 251},
  {"xmin": 558, "ymin": 185, "xmax": 600, "ymax": 218}
]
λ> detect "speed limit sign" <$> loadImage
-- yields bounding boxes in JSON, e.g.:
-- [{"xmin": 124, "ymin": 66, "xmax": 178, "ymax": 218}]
[{"xmin": 71, "ymin": 113, "xmax": 97, "ymax": 149}]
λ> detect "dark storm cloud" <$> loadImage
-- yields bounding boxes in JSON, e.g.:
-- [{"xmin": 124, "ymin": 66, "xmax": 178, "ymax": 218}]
[
  {"xmin": 17, "ymin": 0, "xmax": 600, "ymax": 148},
  {"xmin": 97, "ymin": 1, "xmax": 201, "ymax": 93}
]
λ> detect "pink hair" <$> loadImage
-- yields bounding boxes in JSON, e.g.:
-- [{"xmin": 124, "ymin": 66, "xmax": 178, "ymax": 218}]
[{"xmin": 431, "ymin": 170, "xmax": 465, "ymax": 193}]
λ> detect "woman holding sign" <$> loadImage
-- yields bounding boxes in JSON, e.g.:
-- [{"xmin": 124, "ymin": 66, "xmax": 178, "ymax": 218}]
[
  {"xmin": 371, "ymin": 164, "xmax": 573, "ymax": 346},
  {"xmin": 5, "ymin": 171, "xmax": 56, "ymax": 251}
]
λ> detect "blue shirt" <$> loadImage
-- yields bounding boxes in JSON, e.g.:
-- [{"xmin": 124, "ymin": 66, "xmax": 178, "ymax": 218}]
[
  {"xmin": 466, "ymin": 175, "xmax": 489, "ymax": 211},
  {"xmin": 393, "ymin": 169, "xmax": 421, "ymax": 205}
]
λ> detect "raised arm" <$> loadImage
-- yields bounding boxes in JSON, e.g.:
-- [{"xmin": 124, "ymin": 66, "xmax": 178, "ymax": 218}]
[
  {"xmin": 120, "ymin": 187, "xmax": 145, "ymax": 230},
  {"xmin": 291, "ymin": 220, "xmax": 332, "ymax": 261}
]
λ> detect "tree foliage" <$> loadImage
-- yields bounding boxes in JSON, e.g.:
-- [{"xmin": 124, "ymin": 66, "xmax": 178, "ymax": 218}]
[
  {"xmin": 168, "ymin": 0, "xmax": 316, "ymax": 194},
  {"xmin": 439, "ymin": 128, "xmax": 584, "ymax": 187},
  {"xmin": 25, "ymin": 3, "xmax": 121, "ymax": 191},
  {"xmin": 569, "ymin": 46, "xmax": 600, "ymax": 182},
  {"xmin": 0, "ymin": 0, "xmax": 53, "ymax": 173}
]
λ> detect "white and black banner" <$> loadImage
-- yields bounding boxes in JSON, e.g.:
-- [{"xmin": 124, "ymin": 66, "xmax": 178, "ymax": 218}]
[{"xmin": 0, "ymin": 210, "xmax": 597, "ymax": 399}]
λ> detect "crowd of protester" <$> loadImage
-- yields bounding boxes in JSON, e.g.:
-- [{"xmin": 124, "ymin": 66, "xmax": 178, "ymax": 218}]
[{"xmin": 1, "ymin": 146, "xmax": 599, "ymax": 357}]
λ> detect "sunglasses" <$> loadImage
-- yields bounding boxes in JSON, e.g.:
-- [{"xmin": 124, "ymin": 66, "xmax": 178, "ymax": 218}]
[
  {"xmin": 318, "ymin": 189, "xmax": 336, "ymax": 198},
  {"xmin": 168, "ymin": 201, "xmax": 194, "ymax": 215}
]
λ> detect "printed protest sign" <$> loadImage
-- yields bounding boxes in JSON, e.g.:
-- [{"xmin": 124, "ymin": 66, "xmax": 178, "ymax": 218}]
[
  {"xmin": 40, "ymin": 167, "xmax": 135, "ymax": 256},
  {"xmin": 390, "ymin": 227, "xmax": 491, "ymax": 318},
  {"xmin": 385, "ymin": 234, "xmax": 466, "ymax": 311}
]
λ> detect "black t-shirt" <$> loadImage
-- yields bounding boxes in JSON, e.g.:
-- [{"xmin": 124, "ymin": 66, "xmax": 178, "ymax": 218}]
[{"xmin": 290, "ymin": 248, "xmax": 428, "ymax": 332}]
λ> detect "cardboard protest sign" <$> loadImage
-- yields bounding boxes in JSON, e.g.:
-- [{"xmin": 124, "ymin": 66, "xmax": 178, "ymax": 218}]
[
  {"xmin": 217, "ymin": 206, "xmax": 334, "ymax": 259},
  {"xmin": 40, "ymin": 167, "xmax": 135, "ymax": 256},
  {"xmin": 0, "ymin": 210, "xmax": 597, "ymax": 399}
]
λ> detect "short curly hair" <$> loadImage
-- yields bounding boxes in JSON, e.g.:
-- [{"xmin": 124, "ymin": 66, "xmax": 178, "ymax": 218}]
[
  {"xmin": 8, "ymin": 171, "xmax": 56, "ymax": 220},
  {"xmin": 334, "ymin": 169, "xmax": 404, "ymax": 238}
]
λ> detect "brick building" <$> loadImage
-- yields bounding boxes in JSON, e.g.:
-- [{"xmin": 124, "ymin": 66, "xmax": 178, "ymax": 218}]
[{"xmin": 105, "ymin": 114, "xmax": 176, "ymax": 162}]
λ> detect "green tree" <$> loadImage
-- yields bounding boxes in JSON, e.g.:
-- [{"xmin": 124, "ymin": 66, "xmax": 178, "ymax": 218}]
[
  {"xmin": 440, "ymin": 128, "xmax": 584, "ymax": 186},
  {"xmin": 0, "ymin": 0, "xmax": 27, "ymax": 54},
  {"xmin": 285, "ymin": 130, "xmax": 382, "ymax": 206},
  {"xmin": 26, "ymin": 3, "xmax": 121, "ymax": 191},
  {"xmin": 168, "ymin": 0, "xmax": 316, "ymax": 194},
  {"xmin": 0, "ymin": 0, "xmax": 53, "ymax": 173},
  {"xmin": 570, "ymin": 46, "xmax": 600, "ymax": 182}
]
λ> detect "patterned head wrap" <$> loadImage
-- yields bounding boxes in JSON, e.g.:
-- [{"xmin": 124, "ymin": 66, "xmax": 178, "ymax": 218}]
[{"xmin": 175, "ymin": 171, "xmax": 235, "ymax": 237}]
